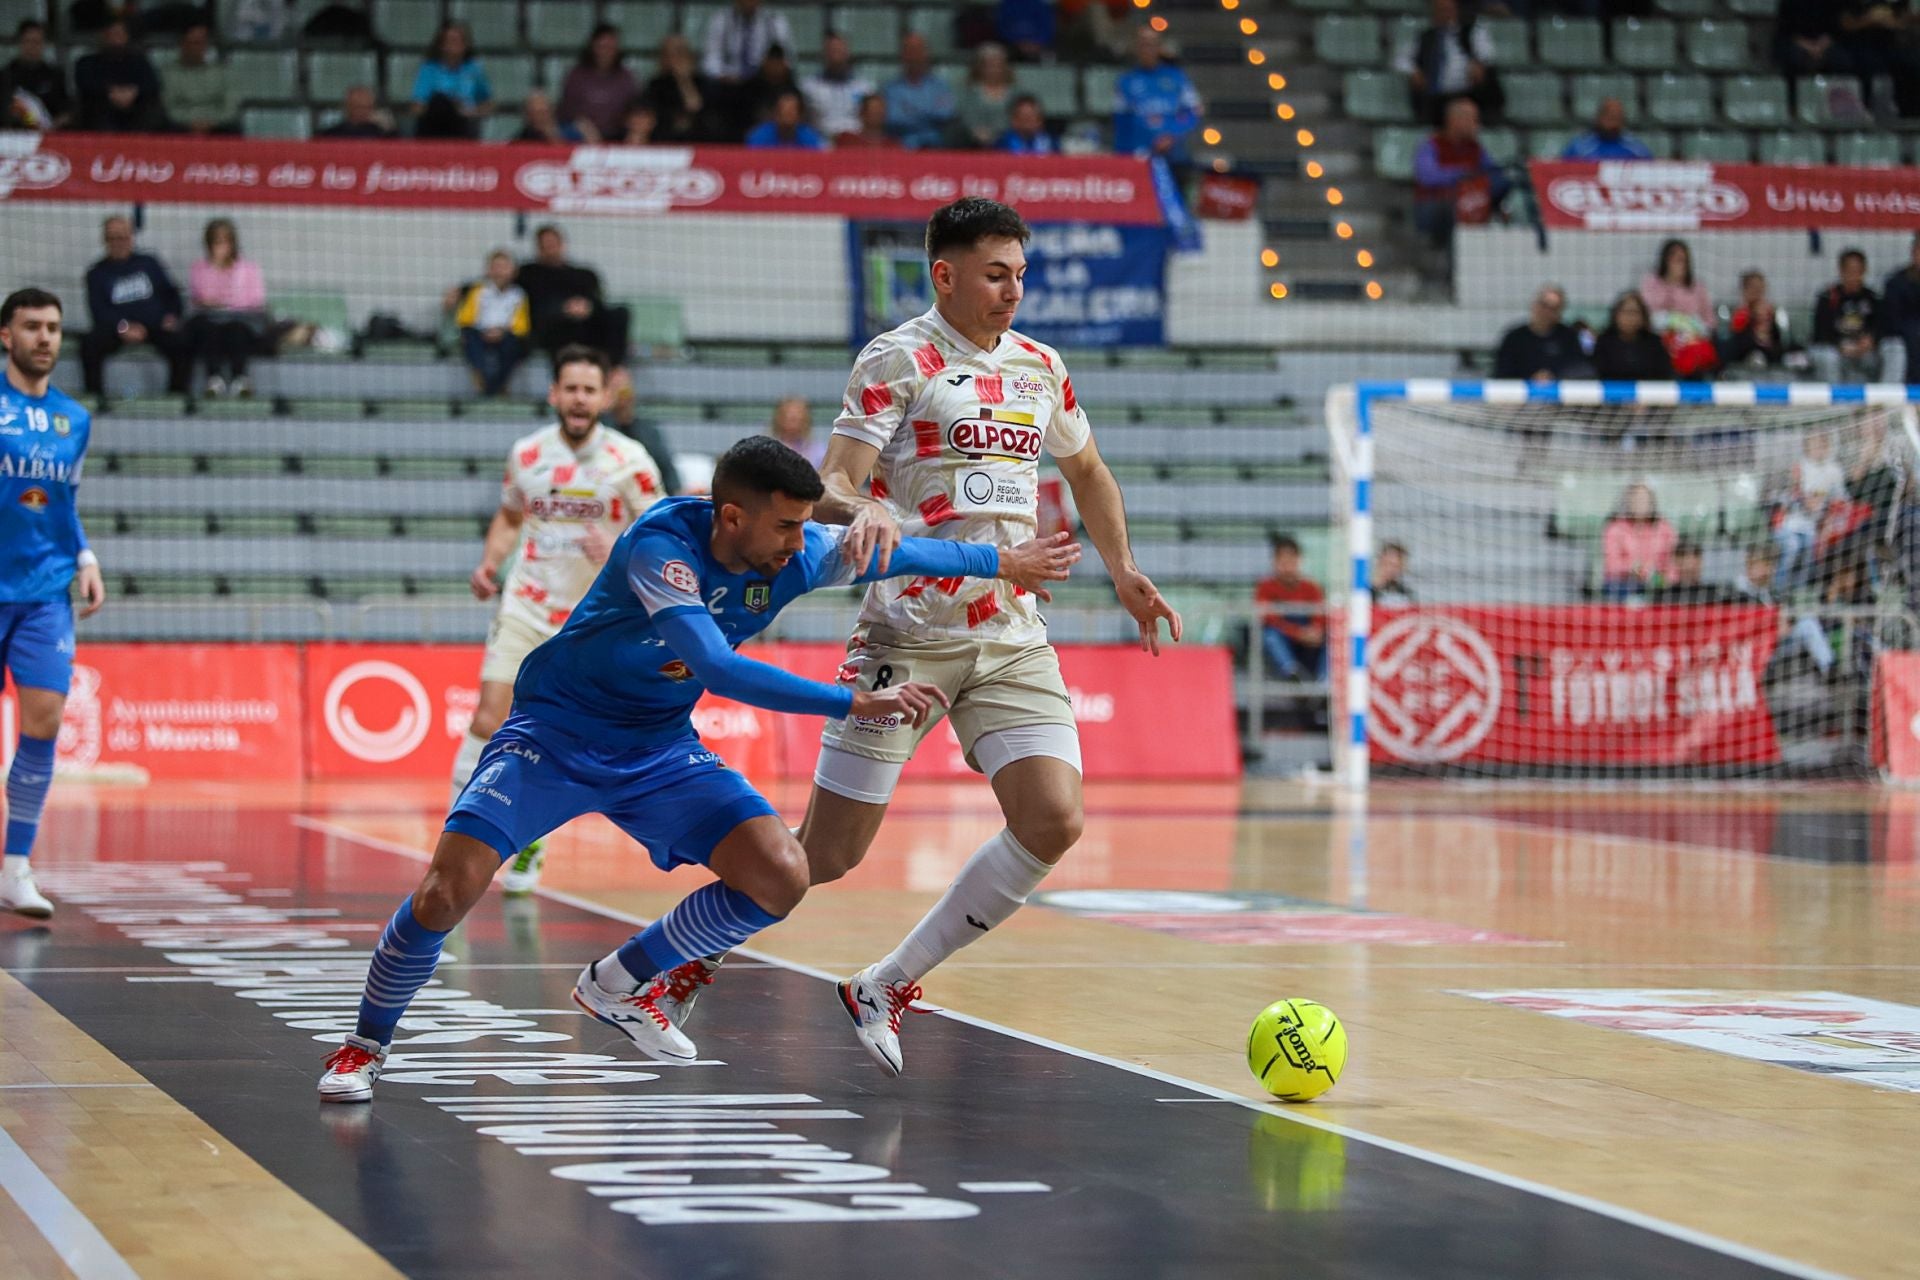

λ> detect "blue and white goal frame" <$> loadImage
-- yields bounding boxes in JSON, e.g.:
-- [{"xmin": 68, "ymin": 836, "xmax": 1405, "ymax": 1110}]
[{"xmin": 1331, "ymin": 379, "xmax": 1920, "ymax": 792}]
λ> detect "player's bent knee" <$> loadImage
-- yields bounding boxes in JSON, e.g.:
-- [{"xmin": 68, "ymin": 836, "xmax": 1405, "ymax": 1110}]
[
  {"xmin": 414, "ymin": 833, "xmax": 501, "ymax": 929},
  {"xmin": 1009, "ymin": 807, "xmax": 1083, "ymax": 864},
  {"xmin": 753, "ymin": 837, "xmax": 811, "ymax": 915}
]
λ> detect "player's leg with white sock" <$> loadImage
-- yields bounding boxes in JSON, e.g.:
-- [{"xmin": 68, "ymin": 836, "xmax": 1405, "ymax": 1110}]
[{"xmin": 2, "ymin": 681, "xmax": 67, "ymax": 918}]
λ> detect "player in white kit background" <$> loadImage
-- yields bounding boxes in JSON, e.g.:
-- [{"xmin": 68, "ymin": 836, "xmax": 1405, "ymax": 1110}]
[{"xmin": 454, "ymin": 343, "xmax": 664, "ymax": 891}]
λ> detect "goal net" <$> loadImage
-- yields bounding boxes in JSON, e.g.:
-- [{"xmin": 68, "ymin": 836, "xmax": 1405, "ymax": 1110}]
[{"xmin": 1328, "ymin": 382, "xmax": 1920, "ymax": 786}]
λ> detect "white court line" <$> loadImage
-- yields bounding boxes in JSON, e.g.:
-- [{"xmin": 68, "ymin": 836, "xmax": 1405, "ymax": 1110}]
[
  {"xmin": 0, "ymin": 1124, "xmax": 142, "ymax": 1280},
  {"xmin": 293, "ymin": 816, "xmax": 1851, "ymax": 1280},
  {"xmin": 957, "ymin": 1181, "xmax": 1051, "ymax": 1194}
]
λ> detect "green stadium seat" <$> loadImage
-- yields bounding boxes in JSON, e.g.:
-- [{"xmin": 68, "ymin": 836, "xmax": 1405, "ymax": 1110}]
[
  {"xmin": 1503, "ymin": 71, "xmax": 1567, "ymax": 125},
  {"xmin": 1480, "ymin": 16, "xmax": 1528, "ymax": 60},
  {"xmin": 1640, "ymin": 129, "xmax": 1677, "ymax": 158},
  {"xmin": 540, "ymin": 53, "xmax": 571, "ymax": 89},
  {"xmin": 1553, "ymin": 474, "xmax": 1617, "ymax": 539},
  {"xmin": 1648, "ymin": 474, "xmax": 1720, "ymax": 540},
  {"xmin": 448, "ymin": 0, "xmax": 519, "ymax": 47},
  {"xmin": 1797, "ymin": 76, "xmax": 1870, "ymax": 128},
  {"xmin": 1653, "ymin": 0, "xmax": 1714, "ymax": 14},
  {"xmin": 1613, "ymin": 18, "xmax": 1677, "ymax": 70},
  {"xmin": 1681, "ymin": 128, "xmax": 1751, "ymax": 161},
  {"xmin": 479, "ymin": 112, "xmax": 522, "ymax": 141},
  {"xmin": 1724, "ymin": 0, "xmax": 1773, "ymax": 14},
  {"xmin": 603, "ymin": 2, "xmax": 677, "ymax": 53},
  {"xmin": 1361, "ymin": 0, "xmax": 1425, "ymax": 13},
  {"xmin": 384, "ymin": 51, "xmax": 422, "ymax": 101},
  {"xmin": 626, "ymin": 296, "xmax": 686, "ymax": 356},
  {"xmin": 372, "ymin": 0, "xmax": 442, "ymax": 50},
  {"xmin": 1722, "ymin": 75, "xmax": 1788, "ymax": 127},
  {"xmin": 1683, "ymin": 19, "xmax": 1748, "ymax": 71},
  {"xmin": 0, "ymin": 0, "xmax": 45, "ymax": 28},
  {"xmin": 525, "ymin": 0, "xmax": 600, "ymax": 53},
  {"xmin": 1527, "ymin": 128, "xmax": 1578, "ymax": 160},
  {"xmin": 229, "ymin": 49, "xmax": 299, "ymax": 103},
  {"xmin": 271, "ymin": 292, "xmax": 352, "ymax": 337},
  {"xmin": 1081, "ymin": 66, "xmax": 1120, "ymax": 114},
  {"xmin": 242, "ymin": 106, "xmax": 311, "ymax": 139},
  {"xmin": 307, "ymin": 51, "xmax": 377, "ymax": 103},
  {"xmin": 1314, "ymin": 15, "xmax": 1383, "ymax": 67},
  {"xmin": 1758, "ymin": 130, "xmax": 1828, "ymax": 166},
  {"xmin": 1021, "ymin": 65, "xmax": 1078, "ymax": 117},
  {"xmin": 1570, "ymin": 72, "xmax": 1639, "ymax": 121},
  {"xmin": 1480, "ymin": 126, "xmax": 1522, "ymax": 165},
  {"xmin": 1647, "ymin": 72, "xmax": 1714, "ymax": 127},
  {"xmin": 1722, "ymin": 473, "xmax": 1768, "ymax": 540},
  {"xmin": 1293, "ymin": 0, "xmax": 1347, "ymax": 13},
  {"xmin": 1345, "ymin": 69, "xmax": 1412, "ymax": 123},
  {"xmin": 1538, "ymin": 16, "xmax": 1606, "ymax": 70},
  {"xmin": 832, "ymin": 7, "xmax": 903, "ymax": 58},
  {"xmin": 1834, "ymin": 131, "xmax": 1904, "ymax": 168},
  {"xmin": 780, "ymin": 7, "xmax": 829, "ymax": 56},
  {"xmin": 488, "ymin": 54, "xmax": 538, "ymax": 103},
  {"xmin": 1374, "ymin": 126, "xmax": 1425, "ymax": 181}
]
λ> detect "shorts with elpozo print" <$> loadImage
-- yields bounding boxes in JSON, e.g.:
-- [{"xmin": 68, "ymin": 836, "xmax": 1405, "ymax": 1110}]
[{"xmin": 819, "ymin": 626, "xmax": 1078, "ymax": 770}]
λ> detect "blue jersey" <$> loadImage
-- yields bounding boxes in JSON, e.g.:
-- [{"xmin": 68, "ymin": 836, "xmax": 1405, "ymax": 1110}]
[
  {"xmin": 0, "ymin": 378, "xmax": 90, "ymax": 604},
  {"xmin": 514, "ymin": 495, "xmax": 997, "ymax": 748}
]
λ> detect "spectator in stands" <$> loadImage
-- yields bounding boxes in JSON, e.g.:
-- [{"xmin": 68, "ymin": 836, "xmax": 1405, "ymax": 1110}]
[
  {"xmin": 1601, "ymin": 481, "xmax": 1675, "ymax": 598},
  {"xmin": 1773, "ymin": 427, "xmax": 1849, "ymax": 591},
  {"xmin": 1591, "ymin": 291, "xmax": 1674, "ymax": 382},
  {"xmin": 186, "ymin": 217, "xmax": 267, "ymax": 399},
  {"xmin": 1373, "ymin": 541, "xmax": 1416, "ymax": 606},
  {"xmin": 73, "ymin": 18, "xmax": 164, "ymax": 132},
  {"xmin": 1113, "ymin": 26, "xmax": 1202, "ymax": 166},
  {"xmin": 1883, "ymin": 234, "xmax": 1920, "ymax": 385},
  {"xmin": 703, "ymin": 0, "xmax": 793, "ymax": 85},
  {"xmin": 1256, "ymin": 534, "xmax": 1326, "ymax": 681},
  {"xmin": 1776, "ymin": 0, "xmax": 1849, "ymax": 76},
  {"xmin": 1059, "ymin": 0, "xmax": 1130, "ymax": 63},
  {"xmin": 1639, "ymin": 238, "xmax": 1718, "ymax": 379},
  {"xmin": 745, "ymin": 88, "xmax": 826, "ymax": 148},
  {"xmin": 1733, "ymin": 544, "xmax": 1779, "ymax": 604},
  {"xmin": 1395, "ymin": 0, "xmax": 1498, "ymax": 128},
  {"xmin": 885, "ymin": 32, "xmax": 956, "ymax": 149},
  {"xmin": 515, "ymin": 89, "xmax": 589, "ymax": 143},
  {"xmin": 1847, "ymin": 411, "xmax": 1904, "ymax": 534},
  {"xmin": 161, "ymin": 19, "xmax": 236, "ymax": 134},
  {"xmin": 734, "ymin": 42, "xmax": 802, "ymax": 137},
  {"xmin": 1494, "ymin": 285, "xmax": 1588, "ymax": 382},
  {"xmin": 801, "ymin": 32, "xmax": 872, "ymax": 140},
  {"xmin": 999, "ymin": 0, "xmax": 1057, "ymax": 61},
  {"xmin": 1560, "ymin": 97, "xmax": 1651, "ymax": 161},
  {"xmin": 411, "ymin": 21, "xmax": 492, "ymax": 140},
  {"xmin": 999, "ymin": 93, "xmax": 1057, "ymax": 153},
  {"xmin": 768, "ymin": 396, "xmax": 824, "ymax": 468},
  {"xmin": 82, "ymin": 215, "xmax": 191, "ymax": 398},
  {"xmin": 6, "ymin": 21, "xmax": 71, "ymax": 128},
  {"xmin": 1811, "ymin": 248, "xmax": 1884, "ymax": 384},
  {"xmin": 605, "ymin": 368, "xmax": 685, "ymax": 496},
  {"xmin": 958, "ymin": 43, "xmax": 1017, "ymax": 148},
  {"xmin": 320, "ymin": 85, "xmax": 396, "ymax": 139},
  {"xmin": 229, "ymin": 0, "xmax": 292, "ymax": 44},
  {"xmin": 1834, "ymin": 1, "xmax": 1920, "ymax": 117},
  {"xmin": 518, "ymin": 224, "xmax": 631, "ymax": 363},
  {"xmin": 618, "ymin": 100, "xmax": 658, "ymax": 144},
  {"xmin": 559, "ymin": 23, "xmax": 639, "ymax": 143},
  {"xmin": 1411, "ymin": 98, "xmax": 1509, "ymax": 249},
  {"xmin": 1651, "ymin": 541, "xmax": 1726, "ymax": 604},
  {"xmin": 453, "ymin": 250, "xmax": 531, "ymax": 399},
  {"xmin": 836, "ymin": 92, "xmax": 898, "ymax": 148},
  {"xmin": 1720, "ymin": 298, "xmax": 1801, "ymax": 379},
  {"xmin": 645, "ymin": 34, "xmax": 725, "ymax": 143}
]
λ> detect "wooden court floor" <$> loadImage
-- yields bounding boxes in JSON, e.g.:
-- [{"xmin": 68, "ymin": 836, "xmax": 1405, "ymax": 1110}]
[{"xmin": 3, "ymin": 777, "xmax": 1918, "ymax": 1279}]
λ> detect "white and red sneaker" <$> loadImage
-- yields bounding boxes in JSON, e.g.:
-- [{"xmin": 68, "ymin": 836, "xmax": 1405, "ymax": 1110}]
[
  {"xmin": 572, "ymin": 961, "xmax": 698, "ymax": 1062},
  {"xmin": 317, "ymin": 1035, "xmax": 387, "ymax": 1103},
  {"xmin": 838, "ymin": 966, "xmax": 926, "ymax": 1077},
  {"xmin": 0, "ymin": 866, "xmax": 53, "ymax": 919},
  {"xmin": 654, "ymin": 956, "xmax": 722, "ymax": 1028}
]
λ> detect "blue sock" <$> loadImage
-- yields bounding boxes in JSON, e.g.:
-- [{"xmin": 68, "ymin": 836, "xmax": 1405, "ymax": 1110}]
[
  {"xmin": 355, "ymin": 897, "xmax": 451, "ymax": 1046},
  {"xmin": 4, "ymin": 734, "xmax": 56, "ymax": 858},
  {"xmin": 613, "ymin": 882, "xmax": 781, "ymax": 984}
]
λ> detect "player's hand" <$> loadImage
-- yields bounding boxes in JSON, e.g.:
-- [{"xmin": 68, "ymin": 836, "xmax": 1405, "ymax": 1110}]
[
  {"xmin": 843, "ymin": 501, "xmax": 901, "ymax": 577},
  {"xmin": 470, "ymin": 561, "xmax": 500, "ymax": 600},
  {"xmin": 1113, "ymin": 567, "xmax": 1182, "ymax": 656},
  {"xmin": 579, "ymin": 524, "xmax": 615, "ymax": 566},
  {"xmin": 75, "ymin": 563, "xmax": 107, "ymax": 618},
  {"xmin": 849, "ymin": 680, "xmax": 949, "ymax": 730},
  {"xmin": 997, "ymin": 531, "xmax": 1081, "ymax": 602}
]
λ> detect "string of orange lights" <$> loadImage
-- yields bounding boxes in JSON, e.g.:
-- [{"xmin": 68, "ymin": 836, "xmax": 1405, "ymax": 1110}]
[{"xmin": 1131, "ymin": 0, "xmax": 1385, "ymax": 301}]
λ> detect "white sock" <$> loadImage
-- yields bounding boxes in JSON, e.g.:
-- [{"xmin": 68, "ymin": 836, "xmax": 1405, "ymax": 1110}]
[
  {"xmin": 2, "ymin": 854, "xmax": 27, "ymax": 878},
  {"xmin": 448, "ymin": 730, "xmax": 489, "ymax": 811},
  {"xmin": 876, "ymin": 830, "xmax": 1051, "ymax": 987}
]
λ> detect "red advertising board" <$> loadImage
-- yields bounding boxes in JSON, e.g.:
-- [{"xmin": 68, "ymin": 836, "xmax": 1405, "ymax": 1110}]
[
  {"xmin": 0, "ymin": 135, "xmax": 1163, "ymax": 224},
  {"xmin": 0, "ymin": 644, "xmax": 303, "ymax": 780},
  {"xmin": 1368, "ymin": 606, "xmax": 1781, "ymax": 767},
  {"xmin": 1530, "ymin": 159, "xmax": 1920, "ymax": 232},
  {"xmin": 1874, "ymin": 652, "xmax": 1920, "ymax": 779},
  {"xmin": 302, "ymin": 644, "xmax": 480, "ymax": 780}
]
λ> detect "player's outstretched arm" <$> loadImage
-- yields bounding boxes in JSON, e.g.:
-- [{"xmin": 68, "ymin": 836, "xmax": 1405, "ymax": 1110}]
[
  {"xmin": 1055, "ymin": 437, "xmax": 1183, "ymax": 655},
  {"xmin": 815, "ymin": 434, "xmax": 900, "ymax": 575},
  {"xmin": 847, "ymin": 531, "xmax": 1082, "ymax": 601}
]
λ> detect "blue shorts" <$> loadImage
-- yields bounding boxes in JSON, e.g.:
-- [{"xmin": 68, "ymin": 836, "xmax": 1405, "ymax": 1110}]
[
  {"xmin": 444, "ymin": 711, "xmax": 779, "ymax": 870},
  {"xmin": 0, "ymin": 600, "xmax": 75, "ymax": 696}
]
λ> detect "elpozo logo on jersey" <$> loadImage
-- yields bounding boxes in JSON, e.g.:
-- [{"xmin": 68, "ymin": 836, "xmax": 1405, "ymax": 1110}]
[
  {"xmin": 947, "ymin": 411, "xmax": 1043, "ymax": 462},
  {"xmin": 513, "ymin": 147, "xmax": 722, "ymax": 213}
]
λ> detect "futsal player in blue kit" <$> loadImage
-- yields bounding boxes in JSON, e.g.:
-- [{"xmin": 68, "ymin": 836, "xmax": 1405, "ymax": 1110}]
[
  {"xmin": 320, "ymin": 435, "xmax": 1078, "ymax": 1101},
  {"xmin": 0, "ymin": 288, "xmax": 106, "ymax": 922}
]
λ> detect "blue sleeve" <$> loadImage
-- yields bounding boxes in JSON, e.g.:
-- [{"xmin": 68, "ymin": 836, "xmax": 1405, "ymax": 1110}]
[
  {"xmin": 471, "ymin": 64, "xmax": 492, "ymax": 105},
  {"xmin": 411, "ymin": 63, "xmax": 434, "ymax": 104},
  {"xmin": 656, "ymin": 609, "xmax": 855, "ymax": 719},
  {"xmin": 795, "ymin": 522, "xmax": 999, "ymax": 590}
]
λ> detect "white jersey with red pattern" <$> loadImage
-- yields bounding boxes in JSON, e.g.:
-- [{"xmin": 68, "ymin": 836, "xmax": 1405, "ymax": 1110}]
[
  {"xmin": 498, "ymin": 423, "xmax": 664, "ymax": 632},
  {"xmin": 833, "ymin": 307, "xmax": 1091, "ymax": 643}
]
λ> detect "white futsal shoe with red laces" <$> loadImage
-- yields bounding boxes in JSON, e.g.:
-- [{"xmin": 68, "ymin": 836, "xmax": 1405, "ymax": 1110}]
[
  {"xmin": 838, "ymin": 965, "xmax": 926, "ymax": 1077},
  {"xmin": 653, "ymin": 955, "xmax": 723, "ymax": 1027},
  {"xmin": 572, "ymin": 961, "xmax": 699, "ymax": 1062},
  {"xmin": 317, "ymin": 1035, "xmax": 388, "ymax": 1103}
]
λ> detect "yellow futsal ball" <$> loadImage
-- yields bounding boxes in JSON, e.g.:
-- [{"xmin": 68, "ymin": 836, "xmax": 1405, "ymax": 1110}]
[{"xmin": 1247, "ymin": 999, "xmax": 1347, "ymax": 1102}]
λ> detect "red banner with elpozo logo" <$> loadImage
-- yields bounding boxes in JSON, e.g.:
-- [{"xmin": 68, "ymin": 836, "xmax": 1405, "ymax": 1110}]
[
  {"xmin": 0, "ymin": 133, "xmax": 1163, "ymax": 223},
  {"xmin": 1367, "ymin": 606, "xmax": 1781, "ymax": 767},
  {"xmin": 1530, "ymin": 159, "xmax": 1920, "ymax": 232}
]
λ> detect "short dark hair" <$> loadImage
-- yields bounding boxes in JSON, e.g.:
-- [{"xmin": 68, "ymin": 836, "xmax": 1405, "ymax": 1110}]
[
  {"xmin": 1270, "ymin": 533, "xmax": 1301, "ymax": 555},
  {"xmin": 1746, "ymin": 543, "xmax": 1778, "ymax": 563},
  {"xmin": 1381, "ymin": 539, "xmax": 1409, "ymax": 558},
  {"xmin": 182, "ymin": 18, "xmax": 210, "ymax": 37},
  {"xmin": 551, "ymin": 343, "xmax": 611, "ymax": 381},
  {"xmin": 1, "ymin": 288, "xmax": 62, "ymax": 326},
  {"xmin": 578, "ymin": 21, "xmax": 621, "ymax": 68},
  {"xmin": 712, "ymin": 435, "xmax": 825, "ymax": 507},
  {"xmin": 16, "ymin": 18, "xmax": 44, "ymax": 37},
  {"xmin": 533, "ymin": 222, "xmax": 562, "ymax": 243},
  {"xmin": 1674, "ymin": 539, "xmax": 1703, "ymax": 558},
  {"xmin": 1009, "ymin": 92, "xmax": 1042, "ymax": 112},
  {"xmin": 1840, "ymin": 248, "xmax": 1867, "ymax": 269},
  {"xmin": 926, "ymin": 197, "xmax": 1030, "ymax": 262}
]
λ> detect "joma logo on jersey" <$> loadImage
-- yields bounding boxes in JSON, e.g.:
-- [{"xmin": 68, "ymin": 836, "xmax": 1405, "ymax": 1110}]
[
  {"xmin": 526, "ymin": 495, "xmax": 607, "ymax": 520},
  {"xmin": 947, "ymin": 416, "xmax": 1043, "ymax": 461},
  {"xmin": 18, "ymin": 486, "xmax": 49, "ymax": 512}
]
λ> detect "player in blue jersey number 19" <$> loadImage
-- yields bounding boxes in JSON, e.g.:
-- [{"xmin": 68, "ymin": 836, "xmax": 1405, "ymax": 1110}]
[
  {"xmin": 0, "ymin": 289, "xmax": 106, "ymax": 921},
  {"xmin": 319, "ymin": 436, "xmax": 1079, "ymax": 1101}
]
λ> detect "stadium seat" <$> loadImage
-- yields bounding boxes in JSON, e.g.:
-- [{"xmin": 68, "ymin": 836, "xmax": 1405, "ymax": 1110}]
[
  {"xmin": 1344, "ymin": 70, "xmax": 1411, "ymax": 123},
  {"xmin": 1722, "ymin": 75, "xmax": 1788, "ymax": 128},
  {"xmin": 1834, "ymin": 131, "xmax": 1904, "ymax": 168},
  {"xmin": 1314, "ymin": 15, "xmax": 1383, "ymax": 68},
  {"xmin": 1479, "ymin": 127, "xmax": 1521, "ymax": 165},
  {"xmin": 243, "ymin": 107, "xmax": 312, "ymax": 140},
  {"xmin": 229, "ymin": 49, "xmax": 300, "ymax": 103},
  {"xmin": 384, "ymin": 51, "xmax": 420, "ymax": 101},
  {"xmin": 448, "ymin": 0, "xmax": 519, "ymax": 47},
  {"xmin": 1758, "ymin": 130, "xmax": 1828, "ymax": 166},
  {"xmin": 1653, "ymin": 0, "xmax": 1715, "ymax": 14},
  {"xmin": 1293, "ymin": 0, "xmax": 1348, "ymax": 13},
  {"xmin": 1722, "ymin": 473, "xmax": 1768, "ymax": 539},
  {"xmin": 525, "ymin": 1, "xmax": 600, "ymax": 53},
  {"xmin": 626, "ymin": 297, "xmax": 687, "ymax": 356},
  {"xmin": 1570, "ymin": 72, "xmax": 1639, "ymax": 120},
  {"xmin": 479, "ymin": 113, "xmax": 521, "ymax": 142},
  {"xmin": 488, "ymin": 54, "xmax": 538, "ymax": 104},
  {"xmin": 1503, "ymin": 72, "xmax": 1567, "ymax": 125},
  {"xmin": 1526, "ymin": 127, "xmax": 1578, "ymax": 160},
  {"xmin": 1022, "ymin": 65, "xmax": 1078, "ymax": 117},
  {"xmin": 901, "ymin": 8, "xmax": 957, "ymax": 57},
  {"xmin": 371, "ymin": 0, "xmax": 442, "ymax": 50},
  {"xmin": 307, "ymin": 51, "xmax": 378, "ymax": 104},
  {"xmin": 1682, "ymin": 19, "xmax": 1749, "ymax": 72},
  {"xmin": 540, "ymin": 54, "xmax": 571, "ymax": 89},
  {"xmin": 1613, "ymin": 18, "xmax": 1678, "ymax": 70},
  {"xmin": 1723, "ymin": 0, "xmax": 1773, "ymax": 14},
  {"xmin": 781, "ymin": 7, "xmax": 829, "ymax": 57},
  {"xmin": 1361, "ymin": 0, "xmax": 1424, "ymax": 13},
  {"xmin": 271, "ymin": 292, "xmax": 351, "ymax": 340},
  {"xmin": 0, "ymin": 0, "xmax": 43, "ymax": 27},
  {"xmin": 1797, "ymin": 76, "xmax": 1870, "ymax": 128},
  {"xmin": 1081, "ymin": 66, "xmax": 1120, "ymax": 114},
  {"xmin": 1640, "ymin": 129, "xmax": 1678, "ymax": 158},
  {"xmin": 1647, "ymin": 475, "xmax": 1720, "ymax": 540},
  {"xmin": 832, "ymin": 7, "xmax": 903, "ymax": 58},
  {"xmin": 1373, "ymin": 126, "xmax": 1425, "ymax": 181},
  {"xmin": 1647, "ymin": 73, "xmax": 1715, "ymax": 127},
  {"xmin": 603, "ymin": 2, "xmax": 677, "ymax": 53},
  {"xmin": 1479, "ymin": 16, "xmax": 1528, "ymax": 60},
  {"xmin": 1680, "ymin": 128, "xmax": 1751, "ymax": 161},
  {"xmin": 1553, "ymin": 474, "xmax": 1616, "ymax": 539},
  {"xmin": 1538, "ymin": 16, "xmax": 1606, "ymax": 70}
]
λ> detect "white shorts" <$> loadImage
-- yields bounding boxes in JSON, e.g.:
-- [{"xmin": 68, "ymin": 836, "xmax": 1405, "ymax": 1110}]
[{"xmin": 479, "ymin": 610, "xmax": 558, "ymax": 686}]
